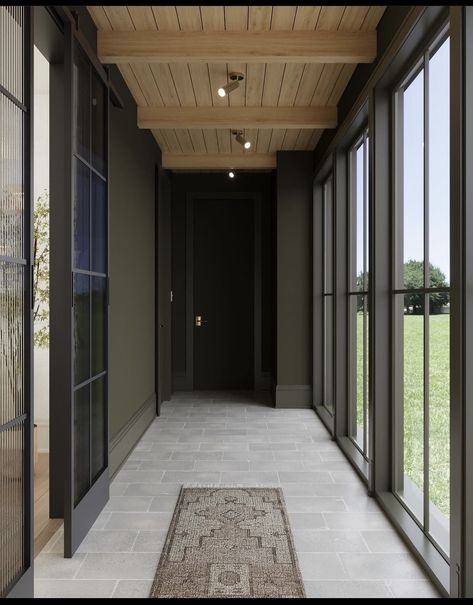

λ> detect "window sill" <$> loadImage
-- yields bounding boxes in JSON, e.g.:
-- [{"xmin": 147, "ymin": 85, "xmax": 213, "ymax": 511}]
[
  {"xmin": 337, "ymin": 435, "xmax": 369, "ymax": 484},
  {"xmin": 376, "ymin": 491, "xmax": 450, "ymax": 597}
]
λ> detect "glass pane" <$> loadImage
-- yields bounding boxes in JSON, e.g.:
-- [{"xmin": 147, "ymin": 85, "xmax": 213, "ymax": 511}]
[
  {"xmin": 74, "ymin": 384, "xmax": 90, "ymax": 506},
  {"xmin": 356, "ymin": 294, "xmax": 365, "ymax": 449},
  {"xmin": 324, "ymin": 178, "xmax": 333, "ymax": 294},
  {"xmin": 73, "ymin": 45, "xmax": 90, "ymax": 161},
  {"xmin": 0, "ymin": 262, "xmax": 24, "ymax": 425},
  {"xmin": 73, "ymin": 158, "xmax": 90, "ymax": 271},
  {"xmin": 397, "ymin": 293, "xmax": 424, "ymax": 522},
  {"xmin": 91, "ymin": 71, "xmax": 107, "ymax": 176},
  {"xmin": 0, "ymin": 422, "xmax": 25, "ymax": 597},
  {"xmin": 355, "ymin": 143, "xmax": 364, "ymax": 291},
  {"xmin": 402, "ymin": 67, "xmax": 424, "ymax": 288},
  {"xmin": 429, "ymin": 38, "xmax": 450, "ymax": 288},
  {"xmin": 91, "ymin": 377, "xmax": 106, "ymax": 481},
  {"xmin": 92, "ymin": 276, "xmax": 106, "ymax": 376},
  {"xmin": 428, "ymin": 292, "xmax": 450, "ymax": 554},
  {"xmin": 0, "ymin": 6, "xmax": 24, "ymax": 104},
  {"xmin": 365, "ymin": 136, "xmax": 370, "ymax": 292},
  {"xmin": 323, "ymin": 295, "xmax": 334, "ymax": 412},
  {"xmin": 0, "ymin": 97, "xmax": 24, "ymax": 259},
  {"xmin": 73, "ymin": 273, "xmax": 90, "ymax": 386},
  {"xmin": 91, "ymin": 174, "xmax": 107, "ymax": 275}
]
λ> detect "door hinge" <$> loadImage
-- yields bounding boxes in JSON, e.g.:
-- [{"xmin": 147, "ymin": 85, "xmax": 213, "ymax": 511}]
[{"xmin": 170, "ymin": 290, "xmax": 173, "ymax": 303}]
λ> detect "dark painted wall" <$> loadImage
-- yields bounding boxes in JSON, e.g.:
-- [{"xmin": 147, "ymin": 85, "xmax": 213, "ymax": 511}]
[
  {"xmin": 171, "ymin": 171, "xmax": 275, "ymax": 388},
  {"xmin": 275, "ymin": 151, "xmax": 313, "ymax": 407},
  {"xmin": 108, "ymin": 66, "xmax": 161, "ymax": 440}
]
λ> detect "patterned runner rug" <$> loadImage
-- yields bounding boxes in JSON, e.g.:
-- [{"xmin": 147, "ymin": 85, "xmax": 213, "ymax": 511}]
[{"xmin": 150, "ymin": 486, "xmax": 306, "ymax": 599}]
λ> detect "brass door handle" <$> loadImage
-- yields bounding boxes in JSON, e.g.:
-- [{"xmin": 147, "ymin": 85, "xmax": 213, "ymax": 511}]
[{"xmin": 195, "ymin": 315, "xmax": 207, "ymax": 327}]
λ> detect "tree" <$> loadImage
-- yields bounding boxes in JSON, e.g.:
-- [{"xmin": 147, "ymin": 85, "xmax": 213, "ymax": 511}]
[
  {"xmin": 33, "ymin": 190, "xmax": 49, "ymax": 347},
  {"xmin": 403, "ymin": 259, "xmax": 449, "ymax": 314}
]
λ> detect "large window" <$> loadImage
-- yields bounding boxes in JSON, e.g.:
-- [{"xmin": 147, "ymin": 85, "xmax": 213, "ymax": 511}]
[
  {"xmin": 348, "ymin": 130, "xmax": 369, "ymax": 457},
  {"xmin": 322, "ymin": 175, "xmax": 334, "ymax": 413},
  {"xmin": 393, "ymin": 32, "xmax": 450, "ymax": 558}
]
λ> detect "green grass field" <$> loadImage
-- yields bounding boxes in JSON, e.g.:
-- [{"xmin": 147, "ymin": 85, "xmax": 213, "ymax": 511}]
[{"xmin": 356, "ymin": 313, "xmax": 450, "ymax": 517}]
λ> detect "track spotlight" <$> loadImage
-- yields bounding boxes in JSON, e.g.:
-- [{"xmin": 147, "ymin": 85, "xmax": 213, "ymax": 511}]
[
  {"xmin": 228, "ymin": 171, "xmax": 235, "ymax": 179},
  {"xmin": 232, "ymin": 130, "xmax": 252, "ymax": 150},
  {"xmin": 217, "ymin": 72, "xmax": 244, "ymax": 98}
]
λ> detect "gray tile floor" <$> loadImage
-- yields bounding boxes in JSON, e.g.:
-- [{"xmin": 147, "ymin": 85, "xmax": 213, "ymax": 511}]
[{"xmin": 34, "ymin": 392, "xmax": 440, "ymax": 598}]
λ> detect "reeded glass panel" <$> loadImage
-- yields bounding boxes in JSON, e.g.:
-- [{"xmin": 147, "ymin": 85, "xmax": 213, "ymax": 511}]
[
  {"xmin": 73, "ymin": 45, "xmax": 90, "ymax": 162},
  {"xmin": 324, "ymin": 178, "xmax": 333, "ymax": 294},
  {"xmin": 73, "ymin": 159, "xmax": 90, "ymax": 271},
  {"xmin": 0, "ymin": 423, "xmax": 25, "ymax": 596},
  {"xmin": 91, "ymin": 71, "xmax": 107, "ymax": 176},
  {"xmin": 0, "ymin": 262, "xmax": 24, "ymax": 425},
  {"xmin": 0, "ymin": 97, "xmax": 24, "ymax": 259},
  {"xmin": 74, "ymin": 384, "xmax": 90, "ymax": 506},
  {"xmin": 91, "ymin": 175, "xmax": 107, "ymax": 275},
  {"xmin": 92, "ymin": 276, "xmax": 106, "ymax": 376},
  {"xmin": 73, "ymin": 273, "xmax": 90, "ymax": 386},
  {"xmin": 402, "ymin": 67, "xmax": 424, "ymax": 288},
  {"xmin": 323, "ymin": 295, "xmax": 334, "ymax": 412},
  {"xmin": 91, "ymin": 377, "xmax": 106, "ymax": 481},
  {"xmin": 428, "ymin": 294, "xmax": 450, "ymax": 554},
  {"xmin": 0, "ymin": 7, "xmax": 24, "ymax": 104},
  {"xmin": 429, "ymin": 38, "xmax": 450, "ymax": 289},
  {"xmin": 397, "ymin": 293, "xmax": 424, "ymax": 522}
]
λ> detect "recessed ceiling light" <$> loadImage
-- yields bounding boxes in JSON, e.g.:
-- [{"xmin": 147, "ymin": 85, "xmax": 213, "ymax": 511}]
[
  {"xmin": 228, "ymin": 171, "xmax": 235, "ymax": 179},
  {"xmin": 217, "ymin": 72, "xmax": 244, "ymax": 98}
]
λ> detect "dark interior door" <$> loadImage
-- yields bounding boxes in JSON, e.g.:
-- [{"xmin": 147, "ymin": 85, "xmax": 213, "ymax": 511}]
[{"xmin": 193, "ymin": 198, "xmax": 254, "ymax": 390}]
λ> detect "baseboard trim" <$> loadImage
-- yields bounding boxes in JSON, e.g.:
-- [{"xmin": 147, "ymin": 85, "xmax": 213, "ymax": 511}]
[
  {"xmin": 275, "ymin": 384, "xmax": 313, "ymax": 408},
  {"xmin": 109, "ymin": 393, "xmax": 156, "ymax": 478}
]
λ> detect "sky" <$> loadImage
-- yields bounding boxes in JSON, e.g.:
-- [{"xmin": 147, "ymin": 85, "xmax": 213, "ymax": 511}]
[
  {"xmin": 353, "ymin": 37, "xmax": 450, "ymax": 288},
  {"xmin": 403, "ymin": 37, "xmax": 450, "ymax": 285}
]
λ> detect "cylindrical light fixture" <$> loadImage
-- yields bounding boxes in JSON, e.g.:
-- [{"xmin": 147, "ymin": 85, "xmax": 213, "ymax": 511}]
[
  {"xmin": 217, "ymin": 72, "xmax": 244, "ymax": 98},
  {"xmin": 232, "ymin": 130, "xmax": 252, "ymax": 150}
]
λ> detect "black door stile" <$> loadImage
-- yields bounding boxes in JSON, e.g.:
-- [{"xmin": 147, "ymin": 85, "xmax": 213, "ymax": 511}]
[{"xmin": 1, "ymin": 6, "xmax": 34, "ymax": 598}]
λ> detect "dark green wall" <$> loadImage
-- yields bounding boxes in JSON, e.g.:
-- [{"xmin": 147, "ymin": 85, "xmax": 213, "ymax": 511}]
[
  {"xmin": 108, "ymin": 66, "xmax": 162, "ymax": 440},
  {"xmin": 276, "ymin": 151, "xmax": 313, "ymax": 407}
]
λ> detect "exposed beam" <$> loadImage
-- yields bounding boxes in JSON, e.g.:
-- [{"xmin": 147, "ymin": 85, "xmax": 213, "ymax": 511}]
[
  {"xmin": 162, "ymin": 152, "xmax": 276, "ymax": 170},
  {"xmin": 138, "ymin": 106, "xmax": 337, "ymax": 130},
  {"xmin": 98, "ymin": 30, "xmax": 377, "ymax": 64}
]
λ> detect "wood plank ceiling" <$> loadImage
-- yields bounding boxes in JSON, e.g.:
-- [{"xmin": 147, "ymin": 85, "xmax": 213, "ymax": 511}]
[{"xmin": 88, "ymin": 5, "xmax": 385, "ymax": 169}]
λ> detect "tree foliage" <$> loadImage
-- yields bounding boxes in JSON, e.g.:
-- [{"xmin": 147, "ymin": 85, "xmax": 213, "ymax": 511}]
[
  {"xmin": 33, "ymin": 191, "xmax": 49, "ymax": 347},
  {"xmin": 403, "ymin": 260, "xmax": 449, "ymax": 313},
  {"xmin": 355, "ymin": 260, "xmax": 449, "ymax": 313}
]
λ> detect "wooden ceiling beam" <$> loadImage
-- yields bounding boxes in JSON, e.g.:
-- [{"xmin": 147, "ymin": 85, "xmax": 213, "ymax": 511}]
[
  {"xmin": 138, "ymin": 106, "xmax": 337, "ymax": 130},
  {"xmin": 162, "ymin": 152, "xmax": 276, "ymax": 170},
  {"xmin": 98, "ymin": 30, "xmax": 377, "ymax": 64}
]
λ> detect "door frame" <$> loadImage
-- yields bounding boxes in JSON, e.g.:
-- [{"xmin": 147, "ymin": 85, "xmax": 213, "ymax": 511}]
[{"xmin": 183, "ymin": 192, "xmax": 264, "ymax": 391}]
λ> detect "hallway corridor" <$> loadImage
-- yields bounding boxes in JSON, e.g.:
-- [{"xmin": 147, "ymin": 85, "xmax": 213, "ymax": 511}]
[{"xmin": 34, "ymin": 393, "xmax": 439, "ymax": 598}]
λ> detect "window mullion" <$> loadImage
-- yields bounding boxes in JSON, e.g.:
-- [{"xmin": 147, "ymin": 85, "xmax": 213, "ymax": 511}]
[{"xmin": 423, "ymin": 50, "xmax": 430, "ymax": 533}]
